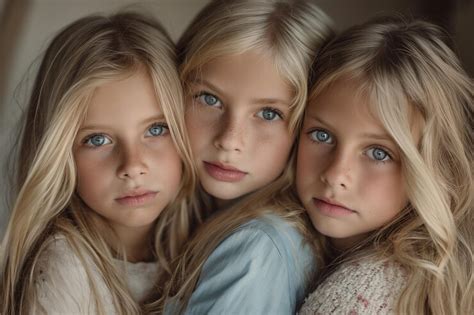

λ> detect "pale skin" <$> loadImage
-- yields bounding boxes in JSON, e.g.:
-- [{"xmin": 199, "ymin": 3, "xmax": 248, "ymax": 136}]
[
  {"xmin": 73, "ymin": 69, "xmax": 182, "ymax": 262},
  {"xmin": 185, "ymin": 50, "xmax": 294, "ymax": 210},
  {"xmin": 296, "ymin": 78, "xmax": 419, "ymax": 250}
]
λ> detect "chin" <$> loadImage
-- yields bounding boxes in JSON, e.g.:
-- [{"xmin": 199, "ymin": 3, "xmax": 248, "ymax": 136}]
[
  {"xmin": 202, "ymin": 185, "xmax": 245, "ymax": 201},
  {"xmin": 207, "ymin": 190, "xmax": 243, "ymax": 201},
  {"xmin": 123, "ymin": 209, "xmax": 163, "ymax": 228},
  {"xmin": 121, "ymin": 218, "xmax": 159, "ymax": 230}
]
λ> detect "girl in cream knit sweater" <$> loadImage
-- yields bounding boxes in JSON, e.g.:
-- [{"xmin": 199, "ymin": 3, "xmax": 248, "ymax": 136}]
[
  {"xmin": 0, "ymin": 12, "xmax": 196, "ymax": 314},
  {"xmin": 296, "ymin": 16, "xmax": 473, "ymax": 314}
]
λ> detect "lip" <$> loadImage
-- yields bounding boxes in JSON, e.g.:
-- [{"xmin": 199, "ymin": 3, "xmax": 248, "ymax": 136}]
[
  {"xmin": 203, "ymin": 161, "xmax": 247, "ymax": 182},
  {"xmin": 312, "ymin": 197, "xmax": 356, "ymax": 217},
  {"xmin": 115, "ymin": 189, "xmax": 158, "ymax": 206}
]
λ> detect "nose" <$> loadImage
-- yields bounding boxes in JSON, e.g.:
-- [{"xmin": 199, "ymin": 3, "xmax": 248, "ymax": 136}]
[
  {"xmin": 320, "ymin": 147, "xmax": 352, "ymax": 190},
  {"xmin": 213, "ymin": 111, "xmax": 244, "ymax": 152},
  {"xmin": 117, "ymin": 143, "xmax": 148, "ymax": 179}
]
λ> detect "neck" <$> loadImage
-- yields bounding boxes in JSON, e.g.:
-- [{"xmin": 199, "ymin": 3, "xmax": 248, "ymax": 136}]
[
  {"xmin": 213, "ymin": 194, "xmax": 248, "ymax": 212},
  {"xmin": 109, "ymin": 223, "xmax": 155, "ymax": 263},
  {"xmin": 211, "ymin": 193, "xmax": 251, "ymax": 211},
  {"xmin": 214, "ymin": 198, "xmax": 234, "ymax": 211},
  {"xmin": 330, "ymin": 233, "xmax": 367, "ymax": 252}
]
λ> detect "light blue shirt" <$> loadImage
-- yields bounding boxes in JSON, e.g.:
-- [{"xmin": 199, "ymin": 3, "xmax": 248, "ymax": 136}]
[{"xmin": 164, "ymin": 214, "xmax": 316, "ymax": 315}]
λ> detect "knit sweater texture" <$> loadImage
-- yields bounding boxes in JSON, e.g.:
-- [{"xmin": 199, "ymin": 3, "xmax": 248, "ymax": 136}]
[
  {"xmin": 30, "ymin": 234, "xmax": 158, "ymax": 314},
  {"xmin": 299, "ymin": 256, "xmax": 407, "ymax": 315}
]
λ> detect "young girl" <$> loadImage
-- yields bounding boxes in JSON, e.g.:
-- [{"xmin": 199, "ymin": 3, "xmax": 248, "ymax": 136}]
[
  {"xmin": 161, "ymin": 0, "xmax": 334, "ymax": 314},
  {"xmin": 0, "ymin": 12, "xmax": 196, "ymax": 314},
  {"xmin": 296, "ymin": 16, "xmax": 473, "ymax": 314}
]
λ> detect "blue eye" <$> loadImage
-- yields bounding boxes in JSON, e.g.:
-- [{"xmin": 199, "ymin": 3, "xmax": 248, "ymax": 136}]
[
  {"xmin": 84, "ymin": 134, "xmax": 111, "ymax": 147},
  {"xmin": 257, "ymin": 107, "xmax": 282, "ymax": 121},
  {"xmin": 309, "ymin": 129, "xmax": 333, "ymax": 144},
  {"xmin": 146, "ymin": 123, "xmax": 168, "ymax": 137},
  {"xmin": 196, "ymin": 93, "xmax": 221, "ymax": 108},
  {"xmin": 367, "ymin": 147, "xmax": 391, "ymax": 162}
]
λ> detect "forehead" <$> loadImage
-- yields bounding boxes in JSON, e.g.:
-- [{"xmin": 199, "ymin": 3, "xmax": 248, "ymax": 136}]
[
  {"xmin": 307, "ymin": 77, "xmax": 424, "ymax": 146},
  {"xmin": 308, "ymin": 78, "xmax": 373, "ymax": 117},
  {"xmin": 84, "ymin": 69, "xmax": 163, "ymax": 124},
  {"xmin": 193, "ymin": 50, "xmax": 292, "ymax": 101},
  {"xmin": 307, "ymin": 78, "xmax": 391, "ymax": 134}
]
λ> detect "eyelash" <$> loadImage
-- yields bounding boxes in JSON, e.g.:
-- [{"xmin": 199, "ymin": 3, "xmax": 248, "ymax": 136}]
[
  {"xmin": 366, "ymin": 146, "xmax": 393, "ymax": 164},
  {"xmin": 306, "ymin": 128, "xmax": 394, "ymax": 164},
  {"xmin": 258, "ymin": 107, "xmax": 284, "ymax": 121},
  {"xmin": 193, "ymin": 91, "xmax": 222, "ymax": 108},
  {"xmin": 82, "ymin": 133, "xmax": 111, "ymax": 148},
  {"xmin": 81, "ymin": 122, "xmax": 169, "ymax": 148},
  {"xmin": 146, "ymin": 122, "xmax": 169, "ymax": 137},
  {"xmin": 193, "ymin": 90, "xmax": 285, "ymax": 122},
  {"xmin": 307, "ymin": 128, "xmax": 333, "ymax": 144}
]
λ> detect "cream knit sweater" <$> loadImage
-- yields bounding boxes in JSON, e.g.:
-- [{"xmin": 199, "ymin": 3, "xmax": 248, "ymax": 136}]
[
  {"xmin": 299, "ymin": 256, "xmax": 407, "ymax": 315},
  {"xmin": 30, "ymin": 234, "xmax": 158, "ymax": 314}
]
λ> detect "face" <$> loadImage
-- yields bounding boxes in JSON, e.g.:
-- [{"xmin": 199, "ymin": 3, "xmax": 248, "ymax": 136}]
[
  {"xmin": 296, "ymin": 79, "xmax": 411, "ymax": 250},
  {"xmin": 74, "ymin": 69, "xmax": 182, "ymax": 235},
  {"xmin": 185, "ymin": 50, "xmax": 294, "ymax": 204}
]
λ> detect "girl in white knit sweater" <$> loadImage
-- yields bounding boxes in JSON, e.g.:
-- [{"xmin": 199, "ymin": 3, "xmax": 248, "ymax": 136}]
[
  {"xmin": 296, "ymin": 16, "xmax": 473, "ymax": 314},
  {"xmin": 0, "ymin": 13, "xmax": 196, "ymax": 314}
]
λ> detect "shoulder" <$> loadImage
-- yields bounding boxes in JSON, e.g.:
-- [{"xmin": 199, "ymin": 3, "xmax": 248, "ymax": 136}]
[
  {"xmin": 238, "ymin": 214, "xmax": 315, "ymax": 269},
  {"xmin": 35, "ymin": 234, "xmax": 87, "ymax": 288},
  {"xmin": 33, "ymin": 234, "xmax": 114, "ymax": 313},
  {"xmin": 213, "ymin": 214, "xmax": 315, "ymax": 276},
  {"xmin": 183, "ymin": 214, "xmax": 316, "ymax": 314},
  {"xmin": 241, "ymin": 213, "xmax": 307, "ymax": 246},
  {"xmin": 299, "ymin": 256, "xmax": 407, "ymax": 315}
]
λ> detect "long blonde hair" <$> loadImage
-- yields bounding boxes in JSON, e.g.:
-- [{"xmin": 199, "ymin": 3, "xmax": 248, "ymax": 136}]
[
  {"xmin": 161, "ymin": 0, "xmax": 334, "ymax": 311},
  {"xmin": 309, "ymin": 16, "xmax": 473, "ymax": 314},
  {"xmin": 0, "ymin": 12, "xmax": 197, "ymax": 315}
]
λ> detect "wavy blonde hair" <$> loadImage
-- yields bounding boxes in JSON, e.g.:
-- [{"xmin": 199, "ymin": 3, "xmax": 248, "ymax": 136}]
[
  {"xmin": 0, "ymin": 12, "xmax": 197, "ymax": 315},
  {"xmin": 309, "ymin": 16, "xmax": 473, "ymax": 314},
  {"xmin": 160, "ymin": 0, "xmax": 334, "ymax": 312}
]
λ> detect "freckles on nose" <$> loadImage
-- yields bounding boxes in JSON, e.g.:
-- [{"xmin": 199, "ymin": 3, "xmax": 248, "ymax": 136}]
[
  {"xmin": 222, "ymin": 122, "xmax": 239, "ymax": 137},
  {"xmin": 117, "ymin": 143, "xmax": 147, "ymax": 172},
  {"xmin": 320, "ymin": 151, "xmax": 353, "ymax": 186},
  {"xmin": 212, "ymin": 113, "xmax": 249, "ymax": 151}
]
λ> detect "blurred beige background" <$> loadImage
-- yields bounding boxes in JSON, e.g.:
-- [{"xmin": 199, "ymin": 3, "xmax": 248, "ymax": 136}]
[{"xmin": 1, "ymin": 0, "xmax": 473, "ymax": 236}]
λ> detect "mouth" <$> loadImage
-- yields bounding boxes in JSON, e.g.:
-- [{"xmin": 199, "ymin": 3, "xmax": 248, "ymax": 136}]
[
  {"xmin": 115, "ymin": 189, "xmax": 158, "ymax": 206},
  {"xmin": 203, "ymin": 161, "xmax": 247, "ymax": 182},
  {"xmin": 312, "ymin": 197, "xmax": 356, "ymax": 217}
]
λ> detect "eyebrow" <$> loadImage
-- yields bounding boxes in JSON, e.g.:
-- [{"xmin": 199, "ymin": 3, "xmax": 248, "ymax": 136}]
[
  {"xmin": 78, "ymin": 114, "xmax": 166, "ymax": 133},
  {"xmin": 306, "ymin": 113, "xmax": 393, "ymax": 141},
  {"xmin": 191, "ymin": 79, "xmax": 291, "ymax": 107},
  {"xmin": 191, "ymin": 79, "xmax": 225, "ymax": 96}
]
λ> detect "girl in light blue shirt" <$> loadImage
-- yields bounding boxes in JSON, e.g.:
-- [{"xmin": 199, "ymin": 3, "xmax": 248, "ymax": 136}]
[{"xmin": 161, "ymin": 1, "xmax": 334, "ymax": 314}]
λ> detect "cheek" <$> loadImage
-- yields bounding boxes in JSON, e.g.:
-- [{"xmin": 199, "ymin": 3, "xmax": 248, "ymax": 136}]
[
  {"xmin": 74, "ymin": 164, "xmax": 103, "ymax": 209},
  {"xmin": 257, "ymin": 125, "xmax": 293, "ymax": 167},
  {"xmin": 258, "ymin": 120, "xmax": 292, "ymax": 148},
  {"xmin": 296, "ymin": 139, "xmax": 327, "ymax": 189},
  {"xmin": 155, "ymin": 144, "xmax": 183, "ymax": 191},
  {"xmin": 185, "ymin": 108, "xmax": 215, "ymax": 151},
  {"xmin": 74, "ymin": 151, "xmax": 112, "ymax": 193},
  {"xmin": 360, "ymin": 165, "xmax": 408, "ymax": 212},
  {"xmin": 296, "ymin": 141, "xmax": 311, "ymax": 188}
]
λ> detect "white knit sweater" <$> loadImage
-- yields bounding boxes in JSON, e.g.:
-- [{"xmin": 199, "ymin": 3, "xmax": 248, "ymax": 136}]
[
  {"xmin": 30, "ymin": 234, "xmax": 159, "ymax": 314},
  {"xmin": 299, "ymin": 256, "xmax": 407, "ymax": 315}
]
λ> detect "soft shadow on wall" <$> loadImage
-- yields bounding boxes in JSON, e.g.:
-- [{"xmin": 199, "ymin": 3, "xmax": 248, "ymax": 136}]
[{"xmin": 316, "ymin": 0, "xmax": 474, "ymax": 76}]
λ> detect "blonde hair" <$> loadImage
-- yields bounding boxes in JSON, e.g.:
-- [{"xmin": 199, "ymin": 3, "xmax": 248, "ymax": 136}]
[
  {"xmin": 309, "ymin": 16, "xmax": 473, "ymax": 314},
  {"xmin": 161, "ymin": 0, "xmax": 334, "ymax": 311},
  {"xmin": 0, "ymin": 12, "xmax": 197, "ymax": 315}
]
